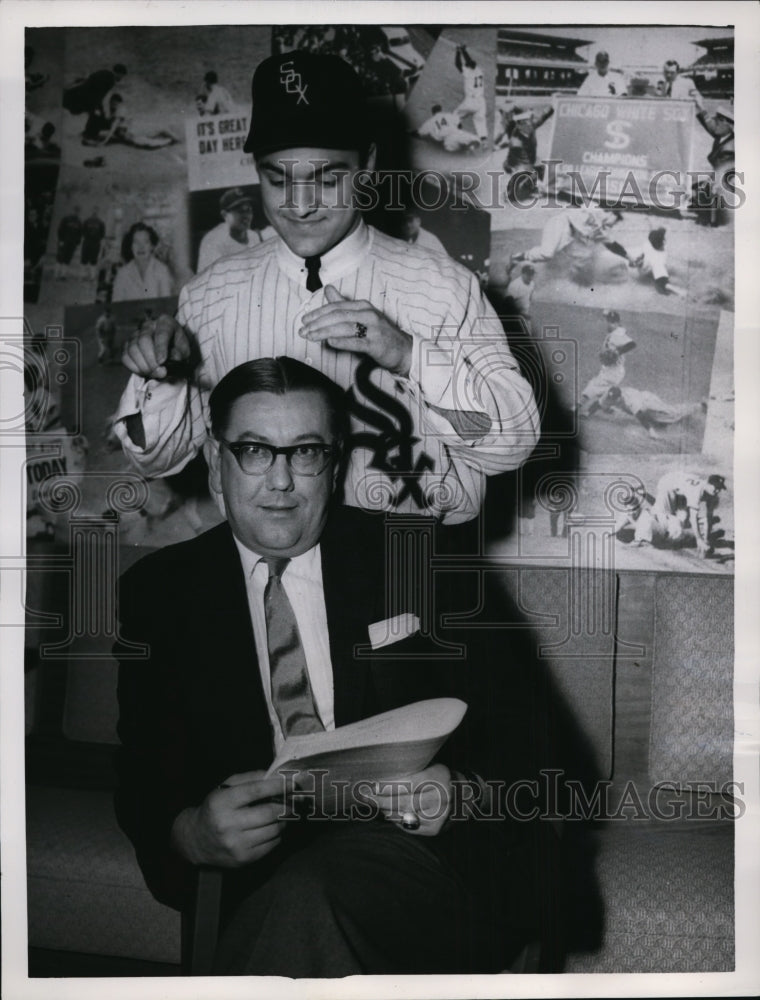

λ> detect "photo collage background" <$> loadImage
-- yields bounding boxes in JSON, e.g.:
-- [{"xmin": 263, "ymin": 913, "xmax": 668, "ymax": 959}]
[{"xmin": 23, "ymin": 23, "xmax": 734, "ymax": 574}]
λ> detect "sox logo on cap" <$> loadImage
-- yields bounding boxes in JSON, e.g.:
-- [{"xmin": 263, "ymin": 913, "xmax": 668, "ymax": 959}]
[{"xmin": 279, "ymin": 60, "xmax": 309, "ymax": 105}]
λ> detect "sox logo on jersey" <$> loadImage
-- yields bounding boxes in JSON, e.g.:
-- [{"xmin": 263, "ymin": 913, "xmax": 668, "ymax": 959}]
[
  {"xmin": 279, "ymin": 61, "xmax": 309, "ymax": 104},
  {"xmin": 347, "ymin": 359, "xmax": 435, "ymax": 509}
]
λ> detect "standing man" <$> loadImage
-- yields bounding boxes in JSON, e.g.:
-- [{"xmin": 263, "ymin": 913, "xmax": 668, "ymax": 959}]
[
  {"xmin": 95, "ymin": 306, "xmax": 118, "ymax": 364},
  {"xmin": 114, "ymin": 51, "xmax": 539, "ymax": 524},
  {"xmin": 576, "ymin": 51, "xmax": 626, "ymax": 97},
  {"xmin": 694, "ymin": 99, "xmax": 734, "ymax": 170},
  {"xmin": 657, "ymin": 60, "xmax": 695, "ymax": 100},
  {"xmin": 54, "ymin": 205, "xmax": 83, "ymax": 281},
  {"xmin": 577, "ymin": 310, "xmax": 636, "ymax": 416},
  {"xmin": 453, "ymin": 45, "xmax": 488, "ymax": 147},
  {"xmin": 115, "ymin": 357, "xmax": 543, "ymax": 975},
  {"xmin": 495, "ymin": 103, "xmax": 554, "ymax": 175},
  {"xmin": 80, "ymin": 207, "xmax": 106, "ymax": 282},
  {"xmin": 693, "ymin": 96, "xmax": 734, "ymax": 226},
  {"xmin": 197, "ymin": 188, "xmax": 274, "ymax": 273}
]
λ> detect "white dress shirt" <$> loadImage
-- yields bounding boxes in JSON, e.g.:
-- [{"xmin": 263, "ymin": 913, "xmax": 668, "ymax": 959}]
[
  {"xmin": 658, "ymin": 75, "xmax": 695, "ymax": 101},
  {"xmin": 233, "ymin": 538, "xmax": 335, "ymax": 751}
]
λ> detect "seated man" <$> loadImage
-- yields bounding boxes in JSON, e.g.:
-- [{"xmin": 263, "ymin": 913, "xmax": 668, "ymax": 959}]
[{"xmin": 115, "ymin": 357, "xmax": 544, "ymax": 976}]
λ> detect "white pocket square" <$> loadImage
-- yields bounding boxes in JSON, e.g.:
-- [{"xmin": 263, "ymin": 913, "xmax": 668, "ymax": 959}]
[{"xmin": 368, "ymin": 613, "xmax": 421, "ymax": 650}]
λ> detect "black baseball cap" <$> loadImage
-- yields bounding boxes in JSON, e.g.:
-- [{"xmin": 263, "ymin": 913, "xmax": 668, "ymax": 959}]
[{"xmin": 243, "ymin": 51, "xmax": 367, "ymax": 157}]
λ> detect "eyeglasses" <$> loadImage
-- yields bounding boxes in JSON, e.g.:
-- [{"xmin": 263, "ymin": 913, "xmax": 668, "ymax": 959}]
[{"xmin": 219, "ymin": 439, "xmax": 335, "ymax": 477}]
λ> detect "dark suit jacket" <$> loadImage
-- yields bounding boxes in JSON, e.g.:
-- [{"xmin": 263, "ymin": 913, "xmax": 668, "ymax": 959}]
[
  {"xmin": 114, "ymin": 507, "xmax": 545, "ymax": 933},
  {"xmin": 696, "ymin": 109, "xmax": 735, "ymax": 167}
]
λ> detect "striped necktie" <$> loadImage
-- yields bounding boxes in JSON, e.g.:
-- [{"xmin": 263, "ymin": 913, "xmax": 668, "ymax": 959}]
[{"xmin": 263, "ymin": 557, "xmax": 324, "ymax": 737}]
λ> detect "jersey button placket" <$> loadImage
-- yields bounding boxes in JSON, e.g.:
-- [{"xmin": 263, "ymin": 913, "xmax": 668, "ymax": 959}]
[{"xmin": 293, "ymin": 293, "xmax": 319, "ymax": 367}]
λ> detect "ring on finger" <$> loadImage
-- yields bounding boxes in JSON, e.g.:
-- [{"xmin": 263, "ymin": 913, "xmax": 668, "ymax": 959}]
[
  {"xmin": 355, "ymin": 322, "xmax": 367, "ymax": 339},
  {"xmin": 401, "ymin": 810, "xmax": 421, "ymax": 831}
]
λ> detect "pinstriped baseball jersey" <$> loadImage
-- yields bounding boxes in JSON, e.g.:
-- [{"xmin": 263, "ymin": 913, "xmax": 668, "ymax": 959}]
[{"xmin": 114, "ymin": 221, "xmax": 539, "ymax": 523}]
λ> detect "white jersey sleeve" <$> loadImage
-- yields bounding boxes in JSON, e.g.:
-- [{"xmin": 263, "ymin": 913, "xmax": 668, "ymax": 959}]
[
  {"xmin": 400, "ymin": 262, "xmax": 539, "ymax": 477},
  {"xmin": 112, "ymin": 280, "xmax": 213, "ymax": 477}
]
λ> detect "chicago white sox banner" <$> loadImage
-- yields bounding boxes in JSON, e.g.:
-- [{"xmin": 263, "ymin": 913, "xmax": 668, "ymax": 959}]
[{"xmin": 547, "ymin": 97, "xmax": 696, "ymax": 205}]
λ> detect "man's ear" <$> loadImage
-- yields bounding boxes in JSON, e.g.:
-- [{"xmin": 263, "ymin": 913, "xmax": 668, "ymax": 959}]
[{"xmin": 207, "ymin": 437, "xmax": 223, "ymax": 495}]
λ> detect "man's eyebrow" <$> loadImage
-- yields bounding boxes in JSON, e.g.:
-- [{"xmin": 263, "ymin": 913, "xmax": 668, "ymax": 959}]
[
  {"xmin": 233, "ymin": 432, "xmax": 330, "ymax": 444},
  {"xmin": 291, "ymin": 433, "xmax": 330, "ymax": 443}
]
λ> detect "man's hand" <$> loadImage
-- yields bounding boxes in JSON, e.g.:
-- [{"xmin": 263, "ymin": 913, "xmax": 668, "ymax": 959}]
[
  {"xmin": 365, "ymin": 763, "xmax": 453, "ymax": 837},
  {"xmin": 299, "ymin": 285, "xmax": 413, "ymax": 377},
  {"xmin": 170, "ymin": 771, "xmax": 289, "ymax": 867},
  {"xmin": 122, "ymin": 314, "xmax": 194, "ymax": 381}
]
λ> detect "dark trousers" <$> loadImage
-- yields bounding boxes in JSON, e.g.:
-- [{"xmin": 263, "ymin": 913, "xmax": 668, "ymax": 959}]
[{"xmin": 213, "ymin": 820, "xmax": 480, "ymax": 977}]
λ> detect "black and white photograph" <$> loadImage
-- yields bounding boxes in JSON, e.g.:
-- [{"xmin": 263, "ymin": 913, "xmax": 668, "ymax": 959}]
[
  {"xmin": 1, "ymin": 4, "xmax": 758, "ymax": 999},
  {"xmin": 404, "ymin": 28, "xmax": 497, "ymax": 172},
  {"xmin": 37, "ymin": 169, "xmax": 191, "ymax": 309}
]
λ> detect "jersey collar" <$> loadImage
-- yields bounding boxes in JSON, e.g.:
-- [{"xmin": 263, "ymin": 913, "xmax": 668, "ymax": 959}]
[{"xmin": 275, "ymin": 218, "xmax": 372, "ymax": 288}]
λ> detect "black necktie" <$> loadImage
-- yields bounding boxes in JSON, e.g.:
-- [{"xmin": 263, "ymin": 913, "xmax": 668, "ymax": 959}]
[
  {"xmin": 304, "ymin": 256, "xmax": 322, "ymax": 293},
  {"xmin": 666, "ymin": 82, "xmax": 672, "ymax": 97},
  {"xmin": 263, "ymin": 558, "xmax": 324, "ymax": 737}
]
